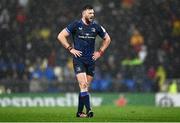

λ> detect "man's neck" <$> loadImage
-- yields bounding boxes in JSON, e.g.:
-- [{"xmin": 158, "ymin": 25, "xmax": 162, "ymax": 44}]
[{"xmin": 82, "ymin": 18, "xmax": 91, "ymax": 25}]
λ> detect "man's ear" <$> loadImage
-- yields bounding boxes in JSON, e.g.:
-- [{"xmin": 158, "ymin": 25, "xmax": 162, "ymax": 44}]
[{"xmin": 82, "ymin": 10, "xmax": 86, "ymax": 16}]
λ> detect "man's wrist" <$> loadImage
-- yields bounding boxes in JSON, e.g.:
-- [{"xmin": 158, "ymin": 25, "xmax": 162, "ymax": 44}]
[
  {"xmin": 66, "ymin": 46, "xmax": 73, "ymax": 52},
  {"xmin": 98, "ymin": 49, "xmax": 104, "ymax": 56}
]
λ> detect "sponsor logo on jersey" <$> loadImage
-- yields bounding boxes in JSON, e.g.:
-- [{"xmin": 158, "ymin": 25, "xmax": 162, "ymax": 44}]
[{"xmin": 85, "ymin": 33, "xmax": 90, "ymax": 36}]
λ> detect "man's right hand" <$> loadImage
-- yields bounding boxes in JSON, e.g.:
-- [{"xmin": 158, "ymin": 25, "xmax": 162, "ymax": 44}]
[{"xmin": 70, "ymin": 49, "xmax": 82, "ymax": 57}]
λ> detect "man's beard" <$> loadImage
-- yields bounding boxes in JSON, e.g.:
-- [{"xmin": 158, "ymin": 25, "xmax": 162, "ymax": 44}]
[{"xmin": 86, "ymin": 17, "xmax": 94, "ymax": 23}]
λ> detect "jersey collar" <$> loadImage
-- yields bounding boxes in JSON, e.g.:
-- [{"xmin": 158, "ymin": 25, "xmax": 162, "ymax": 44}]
[{"xmin": 80, "ymin": 19, "xmax": 94, "ymax": 26}]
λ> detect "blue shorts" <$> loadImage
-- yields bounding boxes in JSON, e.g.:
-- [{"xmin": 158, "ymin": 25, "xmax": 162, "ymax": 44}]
[{"xmin": 73, "ymin": 58, "xmax": 95, "ymax": 76}]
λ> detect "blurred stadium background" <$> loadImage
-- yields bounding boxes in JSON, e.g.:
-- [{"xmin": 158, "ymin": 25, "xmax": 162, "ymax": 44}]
[{"xmin": 0, "ymin": 0, "xmax": 180, "ymax": 113}]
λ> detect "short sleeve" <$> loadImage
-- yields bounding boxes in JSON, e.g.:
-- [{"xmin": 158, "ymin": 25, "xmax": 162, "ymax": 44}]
[
  {"xmin": 97, "ymin": 25, "xmax": 107, "ymax": 39},
  {"xmin": 65, "ymin": 20, "xmax": 77, "ymax": 34}
]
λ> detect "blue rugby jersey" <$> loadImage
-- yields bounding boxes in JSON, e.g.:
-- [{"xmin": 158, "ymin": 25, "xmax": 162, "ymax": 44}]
[{"xmin": 66, "ymin": 19, "xmax": 107, "ymax": 59}]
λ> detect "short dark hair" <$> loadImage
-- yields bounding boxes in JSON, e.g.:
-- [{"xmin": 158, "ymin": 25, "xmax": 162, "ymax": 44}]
[{"xmin": 82, "ymin": 4, "xmax": 93, "ymax": 12}]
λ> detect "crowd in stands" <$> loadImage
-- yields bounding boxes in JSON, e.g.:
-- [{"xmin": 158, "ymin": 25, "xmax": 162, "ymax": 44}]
[{"xmin": 0, "ymin": 0, "xmax": 180, "ymax": 93}]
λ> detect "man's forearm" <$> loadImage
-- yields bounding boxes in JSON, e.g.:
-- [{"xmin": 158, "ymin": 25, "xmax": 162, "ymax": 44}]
[
  {"xmin": 57, "ymin": 35, "xmax": 70, "ymax": 49},
  {"xmin": 99, "ymin": 34, "xmax": 111, "ymax": 52}
]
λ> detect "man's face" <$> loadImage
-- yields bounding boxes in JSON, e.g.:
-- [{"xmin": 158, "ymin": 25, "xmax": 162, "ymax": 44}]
[{"xmin": 83, "ymin": 9, "xmax": 95, "ymax": 22}]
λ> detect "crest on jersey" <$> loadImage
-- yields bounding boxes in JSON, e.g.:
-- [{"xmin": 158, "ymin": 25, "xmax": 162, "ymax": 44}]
[
  {"xmin": 78, "ymin": 27, "xmax": 83, "ymax": 30},
  {"xmin": 91, "ymin": 28, "xmax": 96, "ymax": 32}
]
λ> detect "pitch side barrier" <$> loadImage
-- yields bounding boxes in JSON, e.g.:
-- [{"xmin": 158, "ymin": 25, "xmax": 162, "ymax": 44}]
[{"xmin": 0, "ymin": 93, "xmax": 180, "ymax": 107}]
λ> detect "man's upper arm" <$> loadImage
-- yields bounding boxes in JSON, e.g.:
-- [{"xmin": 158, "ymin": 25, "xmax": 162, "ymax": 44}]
[
  {"xmin": 103, "ymin": 33, "xmax": 111, "ymax": 40},
  {"xmin": 61, "ymin": 28, "xmax": 70, "ymax": 37},
  {"xmin": 58, "ymin": 20, "xmax": 77, "ymax": 38},
  {"xmin": 58, "ymin": 28, "xmax": 70, "ymax": 40},
  {"xmin": 97, "ymin": 25, "xmax": 107, "ymax": 39},
  {"xmin": 65, "ymin": 20, "xmax": 77, "ymax": 34}
]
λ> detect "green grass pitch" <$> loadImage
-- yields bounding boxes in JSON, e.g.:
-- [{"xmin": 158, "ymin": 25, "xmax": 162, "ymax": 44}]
[{"xmin": 0, "ymin": 106, "xmax": 180, "ymax": 122}]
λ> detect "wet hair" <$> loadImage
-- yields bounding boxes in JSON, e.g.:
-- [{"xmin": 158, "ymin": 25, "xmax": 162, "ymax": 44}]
[{"xmin": 82, "ymin": 4, "xmax": 93, "ymax": 12}]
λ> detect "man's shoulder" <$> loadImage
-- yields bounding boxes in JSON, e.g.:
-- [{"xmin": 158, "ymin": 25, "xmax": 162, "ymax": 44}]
[
  {"xmin": 92, "ymin": 21, "xmax": 102, "ymax": 28},
  {"xmin": 69, "ymin": 19, "xmax": 81, "ymax": 25}
]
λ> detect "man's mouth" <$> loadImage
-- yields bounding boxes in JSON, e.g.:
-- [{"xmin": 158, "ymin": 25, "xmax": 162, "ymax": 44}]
[{"xmin": 90, "ymin": 17, "xmax": 94, "ymax": 20}]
